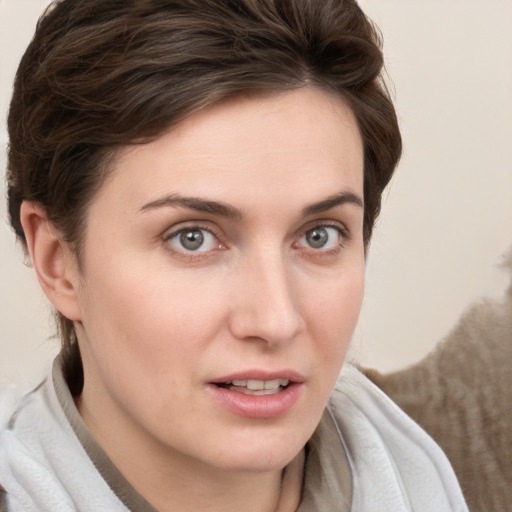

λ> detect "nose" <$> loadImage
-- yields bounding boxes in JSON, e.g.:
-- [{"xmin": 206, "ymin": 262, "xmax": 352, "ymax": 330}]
[{"xmin": 228, "ymin": 250, "xmax": 304, "ymax": 348}]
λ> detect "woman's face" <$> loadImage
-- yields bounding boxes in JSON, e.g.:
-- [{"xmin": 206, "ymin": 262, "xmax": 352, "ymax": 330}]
[{"xmin": 73, "ymin": 87, "xmax": 365, "ymax": 474}]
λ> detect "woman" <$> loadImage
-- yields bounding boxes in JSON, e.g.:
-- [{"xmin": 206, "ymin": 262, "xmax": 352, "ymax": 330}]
[{"xmin": 0, "ymin": 0, "xmax": 468, "ymax": 510}]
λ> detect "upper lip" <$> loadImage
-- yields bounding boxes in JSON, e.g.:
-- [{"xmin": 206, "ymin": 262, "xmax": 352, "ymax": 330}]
[{"xmin": 209, "ymin": 369, "xmax": 305, "ymax": 384}]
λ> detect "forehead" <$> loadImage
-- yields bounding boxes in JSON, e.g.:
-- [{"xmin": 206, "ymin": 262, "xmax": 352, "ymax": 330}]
[{"xmin": 92, "ymin": 87, "xmax": 364, "ymax": 217}]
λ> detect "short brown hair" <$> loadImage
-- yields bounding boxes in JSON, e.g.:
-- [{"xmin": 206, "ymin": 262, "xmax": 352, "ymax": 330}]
[{"xmin": 7, "ymin": 0, "xmax": 401, "ymax": 384}]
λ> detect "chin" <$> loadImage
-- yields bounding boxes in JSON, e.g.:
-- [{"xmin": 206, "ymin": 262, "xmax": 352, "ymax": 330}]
[
  {"xmin": 215, "ymin": 450, "xmax": 300, "ymax": 474},
  {"xmin": 204, "ymin": 425, "xmax": 309, "ymax": 473}
]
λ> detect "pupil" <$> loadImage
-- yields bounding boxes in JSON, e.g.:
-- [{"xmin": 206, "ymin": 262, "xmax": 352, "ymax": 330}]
[
  {"xmin": 307, "ymin": 228, "xmax": 328, "ymax": 248},
  {"xmin": 180, "ymin": 230, "xmax": 204, "ymax": 250}
]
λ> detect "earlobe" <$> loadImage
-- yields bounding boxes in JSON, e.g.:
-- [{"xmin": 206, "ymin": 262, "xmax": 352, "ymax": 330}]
[{"xmin": 20, "ymin": 201, "xmax": 82, "ymax": 322}]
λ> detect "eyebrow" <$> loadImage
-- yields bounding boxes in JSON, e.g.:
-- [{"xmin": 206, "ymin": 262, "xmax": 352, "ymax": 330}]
[
  {"xmin": 139, "ymin": 194, "xmax": 244, "ymax": 221},
  {"xmin": 139, "ymin": 190, "xmax": 363, "ymax": 220},
  {"xmin": 301, "ymin": 191, "xmax": 363, "ymax": 216}
]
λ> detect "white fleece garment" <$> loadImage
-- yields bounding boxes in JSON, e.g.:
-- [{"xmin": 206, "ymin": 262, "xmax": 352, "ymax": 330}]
[
  {"xmin": 0, "ymin": 362, "xmax": 468, "ymax": 512},
  {"xmin": 331, "ymin": 366, "xmax": 469, "ymax": 511}
]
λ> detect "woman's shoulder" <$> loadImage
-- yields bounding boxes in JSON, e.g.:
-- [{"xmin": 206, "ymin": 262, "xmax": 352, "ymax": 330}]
[
  {"xmin": 327, "ymin": 364, "xmax": 469, "ymax": 511},
  {"xmin": 0, "ymin": 386, "xmax": 22, "ymax": 432},
  {"xmin": 0, "ymin": 365, "xmax": 147, "ymax": 512},
  {"xmin": 0, "ymin": 383, "xmax": 36, "ymax": 512}
]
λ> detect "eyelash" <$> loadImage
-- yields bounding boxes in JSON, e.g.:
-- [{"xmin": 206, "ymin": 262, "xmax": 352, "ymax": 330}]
[
  {"xmin": 161, "ymin": 221, "xmax": 351, "ymax": 260},
  {"xmin": 162, "ymin": 223, "xmax": 226, "ymax": 261},
  {"xmin": 294, "ymin": 223, "xmax": 351, "ymax": 257}
]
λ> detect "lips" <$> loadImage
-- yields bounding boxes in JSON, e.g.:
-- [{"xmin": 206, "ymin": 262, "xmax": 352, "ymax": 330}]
[{"xmin": 208, "ymin": 371, "xmax": 304, "ymax": 418}]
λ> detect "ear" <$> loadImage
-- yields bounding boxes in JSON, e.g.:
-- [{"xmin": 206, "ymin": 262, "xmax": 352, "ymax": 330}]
[{"xmin": 20, "ymin": 201, "xmax": 82, "ymax": 322}]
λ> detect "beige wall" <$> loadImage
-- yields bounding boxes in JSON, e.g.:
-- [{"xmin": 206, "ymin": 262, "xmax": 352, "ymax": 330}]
[{"xmin": 1, "ymin": 0, "xmax": 511, "ymax": 387}]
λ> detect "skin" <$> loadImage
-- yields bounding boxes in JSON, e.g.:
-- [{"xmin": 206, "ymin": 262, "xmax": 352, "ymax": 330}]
[{"xmin": 21, "ymin": 87, "xmax": 365, "ymax": 512}]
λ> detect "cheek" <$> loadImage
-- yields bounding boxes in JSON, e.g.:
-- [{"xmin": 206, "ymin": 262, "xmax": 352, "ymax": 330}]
[
  {"xmin": 306, "ymin": 267, "xmax": 365, "ymax": 364},
  {"xmin": 77, "ymin": 259, "xmax": 227, "ymax": 368}
]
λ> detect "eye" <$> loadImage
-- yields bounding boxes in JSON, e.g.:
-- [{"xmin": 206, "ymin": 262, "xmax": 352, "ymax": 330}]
[
  {"xmin": 166, "ymin": 227, "xmax": 220, "ymax": 253},
  {"xmin": 297, "ymin": 226, "xmax": 342, "ymax": 250}
]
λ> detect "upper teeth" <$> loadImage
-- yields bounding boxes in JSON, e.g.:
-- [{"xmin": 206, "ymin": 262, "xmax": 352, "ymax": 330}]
[{"xmin": 230, "ymin": 379, "xmax": 289, "ymax": 390}]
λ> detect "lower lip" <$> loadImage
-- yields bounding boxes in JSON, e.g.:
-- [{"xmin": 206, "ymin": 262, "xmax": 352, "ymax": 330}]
[{"xmin": 207, "ymin": 383, "xmax": 303, "ymax": 419}]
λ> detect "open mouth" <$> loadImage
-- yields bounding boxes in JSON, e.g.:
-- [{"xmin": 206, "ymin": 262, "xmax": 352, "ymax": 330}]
[
  {"xmin": 209, "ymin": 376, "xmax": 302, "ymax": 417},
  {"xmin": 215, "ymin": 379, "xmax": 290, "ymax": 396}
]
